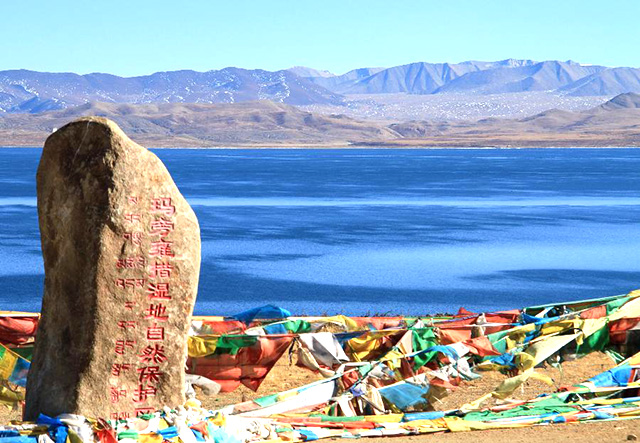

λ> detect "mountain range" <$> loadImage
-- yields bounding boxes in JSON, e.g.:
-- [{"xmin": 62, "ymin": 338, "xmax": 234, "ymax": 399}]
[
  {"xmin": 0, "ymin": 68, "xmax": 343, "ymax": 113},
  {"xmin": 305, "ymin": 60, "xmax": 640, "ymax": 96},
  {"xmin": 2, "ymin": 60, "xmax": 640, "ymax": 115},
  {"xmin": 2, "ymin": 93, "xmax": 639, "ymax": 147}
]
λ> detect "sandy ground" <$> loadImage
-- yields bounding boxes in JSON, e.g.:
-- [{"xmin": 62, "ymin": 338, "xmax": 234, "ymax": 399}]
[
  {"xmin": 1, "ymin": 352, "xmax": 638, "ymax": 441},
  {"xmin": 199, "ymin": 352, "xmax": 640, "ymax": 442}
]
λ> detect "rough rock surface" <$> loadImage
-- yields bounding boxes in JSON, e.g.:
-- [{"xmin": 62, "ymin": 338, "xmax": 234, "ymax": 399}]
[{"xmin": 25, "ymin": 117, "xmax": 201, "ymax": 420}]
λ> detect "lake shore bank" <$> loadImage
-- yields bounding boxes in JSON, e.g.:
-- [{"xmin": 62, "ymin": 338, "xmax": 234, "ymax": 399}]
[{"xmin": 2, "ymin": 143, "xmax": 640, "ymax": 149}]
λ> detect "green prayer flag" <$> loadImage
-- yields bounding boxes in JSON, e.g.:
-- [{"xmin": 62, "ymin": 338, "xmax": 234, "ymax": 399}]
[
  {"xmin": 214, "ymin": 335, "xmax": 259, "ymax": 355},
  {"xmin": 576, "ymin": 323, "xmax": 609, "ymax": 355},
  {"xmin": 253, "ymin": 393, "xmax": 279, "ymax": 407},
  {"xmin": 283, "ymin": 319, "xmax": 311, "ymax": 334},
  {"xmin": 412, "ymin": 328, "xmax": 438, "ymax": 370}
]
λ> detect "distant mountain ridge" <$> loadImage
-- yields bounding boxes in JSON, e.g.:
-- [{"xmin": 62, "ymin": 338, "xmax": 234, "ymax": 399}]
[
  {"xmin": 2, "ymin": 60, "xmax": 640, "ymax": 114},
  {"xmin": 287, "ymin": 66, "xmax": 335, "ymax": 78},
  {"xmin": 0, "ymin": 68, "xmax": 343, "ymax": 113},
  {"xmin": 305, "ymin": 60, "xmax": 637, "ymax": 95}
]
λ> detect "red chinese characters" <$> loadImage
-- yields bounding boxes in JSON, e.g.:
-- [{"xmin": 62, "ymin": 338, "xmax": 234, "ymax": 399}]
[
  {"xmin": 150, "ymin": 198, "xmax": 175, "ymax": 217},
  {"xmin": 145, "ymin": 304, "xmax": 168, "ymax": 321},
  {"xmin": 146, "ymin": 282, "xmax": 171, "ymax": 300},
  {"xmin": 132, "ymin": 384, "xmax": 157, "ymax": 403},
  {"xmin": 149, "ymin": 239, "xmax": 174, "ymax": 258},
  {"xmin": 109, "ymin": 195, "xmax": 178, "ymax": 412},
  {"xmin": 148, "ymin": 262, "xmax": 173, "ymax": 279},
  {"xmin": 137, "ymin": 366, "xmax": 162, "ymax": 384},
  {"xmin": 150, "ymin": 218, "xmax": 174, "ymax": 237},
  {"xmin": 146, "ymin": 324, "xmax": 165, "ymax": 341},
  {"xmin": 138, "ymin": 344, "xmax": 167, "ymax": 364}
]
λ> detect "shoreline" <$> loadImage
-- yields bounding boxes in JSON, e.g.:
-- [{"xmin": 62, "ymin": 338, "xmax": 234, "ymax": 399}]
[{"xmin": 1, "ymin": 144, "xmax": 640, "ymax": 150}]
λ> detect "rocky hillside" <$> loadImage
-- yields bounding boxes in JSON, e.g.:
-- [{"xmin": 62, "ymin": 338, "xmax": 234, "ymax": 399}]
[
  {"xmin": 0, "ymin": 68, "xmax": 343, "ymax": 113},
  {"xmin": 0, "ymin": 100, "xmax": 399, "ymax": 146},
  {"xmin": 2, "ymin": 93, "xmax": 640, "ymax": 148},
  {"xmin": 384, "ymin": 93, "xmax": 640, "ymax": 146}
]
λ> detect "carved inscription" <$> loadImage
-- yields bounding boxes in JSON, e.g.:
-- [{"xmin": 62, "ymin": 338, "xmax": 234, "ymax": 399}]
[
  {"xmin": 109, "ymin": 196, "xmax": 177, "ymax": 419},
  {"xmin": 25, "ymin": 118, "xmax": 200, "ymax": 421}
]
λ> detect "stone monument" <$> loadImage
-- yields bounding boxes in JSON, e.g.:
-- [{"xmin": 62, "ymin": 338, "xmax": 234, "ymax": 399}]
[{"xmin": 25, "ymin": 117, "xmax": 201, "ymax": 420}]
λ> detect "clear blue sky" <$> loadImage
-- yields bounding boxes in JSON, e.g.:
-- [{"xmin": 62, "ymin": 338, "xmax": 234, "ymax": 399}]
[{"xmin": 3, "ymin": 0, "xmax": 638, "ymax": 76}]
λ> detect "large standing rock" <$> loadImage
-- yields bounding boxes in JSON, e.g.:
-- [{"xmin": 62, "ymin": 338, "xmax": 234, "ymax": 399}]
[{"xmin": 25, "ymin": 117, "xmax": 201, "ymax": 420}]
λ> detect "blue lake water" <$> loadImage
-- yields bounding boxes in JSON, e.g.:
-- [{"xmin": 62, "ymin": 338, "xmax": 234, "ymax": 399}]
[{"xmin": 1, "ymin": 147, "xmax": 639, "ymax": 315}]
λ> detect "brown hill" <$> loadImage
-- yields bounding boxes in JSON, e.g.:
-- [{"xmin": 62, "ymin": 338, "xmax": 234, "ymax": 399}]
[
  {"xmin": 2, "ymin": 94, "xmax": 640, "ymax": 147},
  {"xmin": 0, "ymin": 101, "xmax": 400, "ymax": 147},
  {"xmin": 597, "ymin": 92, "xmax": 640, "ymax": 110},
  {"xmin": 384, "ymin": 93, "xmax": 640, "ymax": 147}
]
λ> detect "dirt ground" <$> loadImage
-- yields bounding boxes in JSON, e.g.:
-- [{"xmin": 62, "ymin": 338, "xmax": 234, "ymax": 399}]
[
  {"xmin": 204, "ymin": 351, "xmax": 614, "ymax": 411},
  {"xmin": 199, "ymin": 352, "xmax": 640, "ymax": 442},
  {"xmin": 2, "ymin": 352, "xmax": 638, "ymax": 441}
]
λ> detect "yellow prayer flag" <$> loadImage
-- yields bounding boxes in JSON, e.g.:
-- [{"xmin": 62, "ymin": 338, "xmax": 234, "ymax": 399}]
[{"xmin": 187, "ymin": 336, "xmax": 218, "ymax": 358}]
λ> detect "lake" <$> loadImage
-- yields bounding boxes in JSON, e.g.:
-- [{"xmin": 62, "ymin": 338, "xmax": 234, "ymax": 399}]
[{"xmin": 1, "ymin": 147, "xmax": 639, "ymax": 315}]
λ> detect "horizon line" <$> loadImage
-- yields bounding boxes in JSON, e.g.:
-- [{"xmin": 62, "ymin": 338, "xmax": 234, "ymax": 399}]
[{"xmin": 1, "ymin": 58, "xmax": 633, "ymax": 78}]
